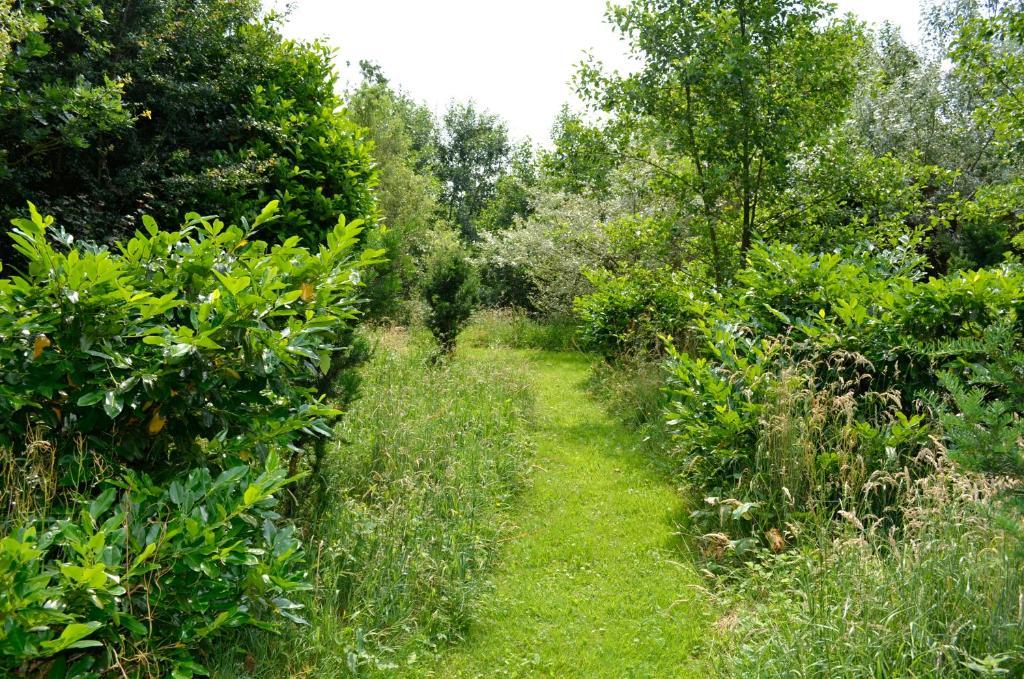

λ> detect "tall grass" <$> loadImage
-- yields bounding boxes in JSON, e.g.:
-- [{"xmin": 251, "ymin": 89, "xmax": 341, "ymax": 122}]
[
  {"xmin": 702, "ymin": 369, "xmax": 1024, "ymax": 677},
  {"xmin": 213, "ymin": 330, "xmax": 533, "ymax": 677},
  {"xmin": 722, "ymin": 478, "xmax": 1024, "ymax": 677},
  {"xmin": 586, "ymin": 346, "xmax": 1024, "ymax": 675},
  {"xmin": 460, "ymin": 308, "xmax": 578, "ymax": 352}
]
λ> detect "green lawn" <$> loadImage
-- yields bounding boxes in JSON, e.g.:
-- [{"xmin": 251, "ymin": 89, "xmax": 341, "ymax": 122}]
[{"xmin": 409, "ymin": 348, "xmax": 715, "ymax": 678}]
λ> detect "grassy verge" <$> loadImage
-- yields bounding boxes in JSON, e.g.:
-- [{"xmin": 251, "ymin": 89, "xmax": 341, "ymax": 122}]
[
  {"xmin": 212, "ymin": 329, "xmax": 534, "ymax": 677},
  {"xmin": 416, "ymin": 347, "xmax": 716, "ymax": 678},
  {"xmin": 581, "ymin": 349, "xmax": 1024, "ymax": 676}
]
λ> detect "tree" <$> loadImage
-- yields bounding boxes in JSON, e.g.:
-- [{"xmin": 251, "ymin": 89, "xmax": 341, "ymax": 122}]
[
  {"xmin": 0, "ymin": 1, "xmax": 36, "ymax": 80},
  {"xmin": 541, "ymin": 107, "xmax": 616, "ymax": 198},
  {"xmin": 436, "ymin": 101, "xmax": 512, "ymax": 240},
  {"xmin": 579, "ymin": 0, "xmax": 863, "ymax": 283},
  {"xmin": 476, "ymin": 141, "xmax": 538, "ymax": 233},
  {"xmin": 0, "ymin": 1, "xmax": 376, "ymax": 251},
  {"xmin": 346, "ymin": 63, "xmax": 446, "ymax": 317},
  {"xmin": 423, "ymin": 239, "xmax": 479, "ymax": 354},
  {"xmin": 952, "ymin": 1, "xmax": 1024, "ymax": 150}
]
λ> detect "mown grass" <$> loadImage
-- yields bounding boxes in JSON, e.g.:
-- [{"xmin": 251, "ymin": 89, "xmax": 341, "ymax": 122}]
[
  {"xmin": 412, "ymin": 346, "xmax": 717, "ymax": 678},
  {"xmin": 211, "ymin": 329, "xmax": 534, "ymax": 677}
]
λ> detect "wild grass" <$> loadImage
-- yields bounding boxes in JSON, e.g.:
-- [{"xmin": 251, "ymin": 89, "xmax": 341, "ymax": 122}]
[
  {"xmin": 0, "ymin": 429, "xmax": 57, "ymax": 529},
  {"xmin": 211, "ymin": 330, "xmax": 533, "ymax": 677},
  {"xmin": 699, "ymin": 367, "xmax": 1024, "ymax": 676},
  {"xmin": 720, "ymin": 476, "xmax": 1024, "ymax": 677},
  {"xmin": 581, "ymin": 341, "xmax": 1024, "ymax": 676},
  {"xmin": 460, "ymin": 308, "xmax": 578, "ymax": 352}
]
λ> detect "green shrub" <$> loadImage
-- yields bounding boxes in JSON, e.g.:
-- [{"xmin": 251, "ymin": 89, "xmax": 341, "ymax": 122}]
[
  {"xmin": 422, "ymin": 244, "xmax": 479, "ymax": 353},
  {"xmin": 0, "ymin": 202, "xmax": 383, "ymax": 471},
  {"xmin": 930, "ymin": 323, "xmax": 1024, "ymax": 479},
  {"xmin": 0, "ymin": 202, "xmax": 384, "ymax": 676},
  {"xmin": 657, "ymin": 243, "xmax": 1024, "ymax": 546},
  {"xmin": 1, "ymin": 454, "xmax": 303, "ymax": 678},
  {"xmin": 0, "ymin": 3, "xmax": 380, "ymax": 253},
  {"xmin": 574, "ymin": 267, "xmax": 702, "ymax": 359}
]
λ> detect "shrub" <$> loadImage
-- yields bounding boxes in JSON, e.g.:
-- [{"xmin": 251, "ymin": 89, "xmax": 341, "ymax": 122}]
[
  {"xmin": 476, "ymin": 190, "xmax": 618, "ymax": 317},
  {"xmin": 659, "ymin": 243, "xmax": 1024, "ymax": 547},
  {"xmin": 1, "ymin": 455, "xmax": 304, "ymax": 678},
  {"xmin": 0, "ymin": 202, "xmax": 384, "ymax": 676},
  {"xmin": 575, "ymin": 268, "xmax": 703, "ymax": 359},
  {"xmin": 930, "ymin": 322, "xmax": 1024, "ymax": 479},
  {"xmin": 0, "ymin": 202, "xmax": 383, "ymax": 471},
  {"xmin": 0, "ymin": 3, "xmax": 379, "ymax": 252},
  {"xmin": 422, "ymin": 243, "xmax": 479, "ymax": 353}
]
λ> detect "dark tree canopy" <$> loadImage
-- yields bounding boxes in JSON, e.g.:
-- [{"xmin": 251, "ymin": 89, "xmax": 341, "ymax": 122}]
[{"xmin": 0, "ymin": 0, "xmax": 376, "ymax": 252}]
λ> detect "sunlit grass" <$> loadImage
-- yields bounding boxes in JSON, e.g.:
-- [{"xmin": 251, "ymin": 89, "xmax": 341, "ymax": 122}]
[
  {"xmin": 413, "ymin": 346, "xmax": 717, "ymax": 678},
  {"xmin": 211, "ymin": 330, "xmax": 534, "ymax": 676}
]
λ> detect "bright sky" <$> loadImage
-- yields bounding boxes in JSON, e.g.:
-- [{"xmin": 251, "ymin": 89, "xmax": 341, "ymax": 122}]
[{"xmin": 275, "ymin": 0, "xmax": 923, "ymax": 145}]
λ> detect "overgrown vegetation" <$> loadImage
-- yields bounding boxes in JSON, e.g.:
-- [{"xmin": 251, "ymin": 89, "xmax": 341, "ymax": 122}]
[
  {"xmin": 211, "ymin": 330, "xmax": 533, "ymax": 676},
  {"xmin": 3, "ymin": 0, "xmax": 1024, "ymax": 675},
  {"xmin": 0, "ymin": 202, "xmax": 381, "ymax": 676},
  {"xmin": 558, "ymin": 1, "xmax": 1024, "ymax": 674}
]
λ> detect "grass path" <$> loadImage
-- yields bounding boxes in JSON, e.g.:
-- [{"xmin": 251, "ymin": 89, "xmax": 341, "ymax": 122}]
[{"xmin": 413, "ymin": 349, "xmax": 714, "ymax": 678}]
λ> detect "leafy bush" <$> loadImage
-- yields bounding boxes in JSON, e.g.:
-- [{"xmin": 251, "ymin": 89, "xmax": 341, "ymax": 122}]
[
  {"xmin": 0, "ymin": 203, "xmax": 384, "ymax": 676},
  {"xmin": 422, "ymin": 242, "xmax": 479, "ymax": 354},
  {"xmin": 931, "ymin": 322, "xmax": 1024, "ymax": 478},
  {"xmin": 0, "ymin": 202, "xmax": 383, "ymax": 470},
  {"xmin": 655, "ymin": 242, "xmax": 1024, "ymax": 546},
  {"xmin": 1, "ymin": 455, "xmax": 303, "ymax": 678},
  {"xmin": 0, "ymin": 2, "xmax": 379, "ymax": 251},
  {"xmin": 476, "ymin": 190, "xmax": 618, "ymax": 317},
  {"xmin": 575, "ymin": 268, "xmax": 703, "ymax": 359}
]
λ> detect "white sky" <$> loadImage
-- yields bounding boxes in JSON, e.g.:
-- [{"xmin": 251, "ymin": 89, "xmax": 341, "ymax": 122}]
[{"xmin": 275, "ymin": 0, "xmax": 923, "ymax": 145}]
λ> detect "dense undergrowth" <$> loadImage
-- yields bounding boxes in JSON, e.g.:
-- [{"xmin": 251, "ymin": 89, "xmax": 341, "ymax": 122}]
[
  {"xmin": 212, "ymin": 329, "xmax": 533, "ymax": 677},
  {"xmin": 0, "ymin": 204, "xmax": 383, "ymax": 676},
  {"xmin": 578, "ymin": 241, "xmax": 1024, "ymax": 676}
]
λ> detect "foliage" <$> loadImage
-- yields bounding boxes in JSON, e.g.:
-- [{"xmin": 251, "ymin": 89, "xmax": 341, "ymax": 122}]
[
  {"xmin": 422, "ymin": 241, "xmax": 480, "ymax": 354},
  {"xmin": 211, "ymin": 333, "xmax": 533, "ymax": 676},
  {"xmin": 0, "ymin": 202, "xmax": 383, "ymax": 470},
  {"xmin": 477, "ymin": 189, "xmax": 617, "ymax": 315},
  {"xmin": 346, "ymin": 63, "xmax": 445, "ymax": 319},
  {"xmin": 0, "ymin": 203, "xmax": 383, "ymax": 675},
  {"xmin": 0, "ymin": 1, "xmax": 377, "ymax": 250},
  {"xmin": 541, "ymin": 107, "xmax": 616, "ymax": 198},
  {"xmin": 953, "ymin": 2, "xmax": 1024, "ymax": 150},
  {"xmin": 215, "ymin": 41, "xmax": 378, "ymax": 247},
  {"xmin": 1, "ymin": 454, "xmax": 304, "ymax": 677},
  {"xmin": 645, "ymin": 243, "xmax": 1024, "ymax": 543},
  {"xmin": 931, "ymin": 322, "xmax": 1024, "ymax": 477},
  {"xmin": 475, "ymin": 142, "xmax": 537, "ymax": 234},
  {"xmin": 575, "ymin": 268, "xmax": 700, "ymax": 359},
  {"xmin": 579, "ymin": 0, "xmax": 864, "ymax": 282},
  {"xmin": 435, "ymin": 102, "xmax": 513, "ymax": 241},
  {"xmin": 0, "ymin": 0, "xmax": 37, "ymax": 81}
]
